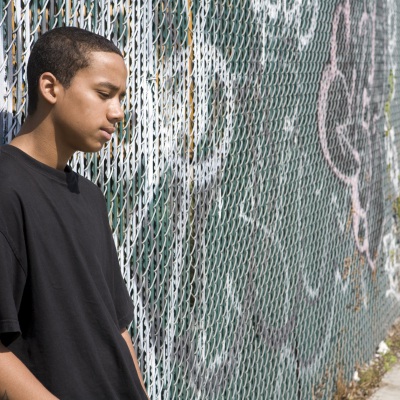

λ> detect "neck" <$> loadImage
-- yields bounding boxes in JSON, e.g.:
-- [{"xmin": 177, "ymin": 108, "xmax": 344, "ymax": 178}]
[{"xmin": 11, "ymin": 115, "xmax": 73, "ymax": 170}]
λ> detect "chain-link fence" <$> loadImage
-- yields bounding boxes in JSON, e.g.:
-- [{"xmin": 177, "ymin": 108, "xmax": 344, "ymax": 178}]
[{"xmin": 1, "ymin": 0, "xmax": 400, "ymax": 399}]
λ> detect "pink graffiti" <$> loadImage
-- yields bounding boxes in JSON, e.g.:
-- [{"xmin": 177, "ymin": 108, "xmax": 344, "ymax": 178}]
[{"xmin": 318, "ymin": 0, "xmax": 382, "ymax": 270}]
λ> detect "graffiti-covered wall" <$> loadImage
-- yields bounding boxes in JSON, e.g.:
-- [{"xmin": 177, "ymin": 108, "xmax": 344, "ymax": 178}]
[{"xmin": 1, "ymin": 1, "xmax": 400, "ymax": 399}]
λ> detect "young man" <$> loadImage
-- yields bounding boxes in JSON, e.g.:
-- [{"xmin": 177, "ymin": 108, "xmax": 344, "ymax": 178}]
[{"xmin": 0, "ymin": 27, "xmax": 148, "ymax": 399}]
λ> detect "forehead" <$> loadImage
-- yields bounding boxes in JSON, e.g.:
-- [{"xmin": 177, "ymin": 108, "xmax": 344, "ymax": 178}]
[{"xmin": 75, "ymin": 51, "xmax": 127, "ymax": 88}]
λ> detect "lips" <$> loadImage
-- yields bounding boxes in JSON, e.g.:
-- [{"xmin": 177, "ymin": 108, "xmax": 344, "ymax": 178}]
[
  {"xmin": 101, "ymin": 127, "xmax": 115, "ymax": 135},
  {"xmin": 100, "ymin": 127, "xmax": 115, "ymax": 141}
]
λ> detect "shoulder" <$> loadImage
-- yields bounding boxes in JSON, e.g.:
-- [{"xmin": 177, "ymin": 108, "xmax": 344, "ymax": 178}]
[
  {"xmin": 0, "ymin": 148, "xmax": 24, "ymax": 209},
  {"xmin": 0, "ymin": 146, "xmax": 38, "ymax": 206},
  {"xmin": 0, "ymin": 145, "xmax": 44, "ymax": 192},
  {"xmin": 0, "ymin": 146, "xmax": 23, "ymax": 184},
  {"xmin": 69, "ymin": 170, "xmax": 109, "ymax": 215},
  {"xmin": 71, "ymin": 170, "xmax": 105, "ymax": 199}
]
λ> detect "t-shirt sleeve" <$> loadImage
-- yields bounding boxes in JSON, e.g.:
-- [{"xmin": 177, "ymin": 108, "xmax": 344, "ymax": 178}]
[
  {"xmin": 113, "ymin": 263, "xmax": 135, "ymax": 330},
  {"xmin": 0, "ymin": 231, "xmax": 26, "ymax": 346},
  {"xmin": 95, "ymin": 185, "xmax": 134, "ymax": 330}
]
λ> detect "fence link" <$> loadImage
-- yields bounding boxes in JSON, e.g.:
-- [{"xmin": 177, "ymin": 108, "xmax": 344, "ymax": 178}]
[{"xmin": 1, "ymin": 0, "xmax": 400, "ymax": 399}]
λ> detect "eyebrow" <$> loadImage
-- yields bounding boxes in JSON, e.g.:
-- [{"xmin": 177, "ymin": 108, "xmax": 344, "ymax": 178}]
[{"xmin": 97, "ymin": 82, "xmax": 126, "ymax": 98}]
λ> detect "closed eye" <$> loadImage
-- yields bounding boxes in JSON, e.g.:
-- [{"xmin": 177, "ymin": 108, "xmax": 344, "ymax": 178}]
[{"xmin": 98, "ymin": 91, "xmax": 110, "ymax": 99}]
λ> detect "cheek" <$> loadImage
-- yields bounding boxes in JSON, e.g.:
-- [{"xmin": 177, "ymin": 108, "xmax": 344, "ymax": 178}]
[
  {"xmin": 55, "ymin": 90, "xmax": 103, "ymax": 133},
  {"xmin": 66, "ymin": 90, "xmax": 97, "ymax": 111}
]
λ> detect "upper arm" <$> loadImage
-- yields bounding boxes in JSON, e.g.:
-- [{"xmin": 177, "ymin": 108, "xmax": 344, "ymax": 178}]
[{"xmin": 0, "ymin": 231, "xmax": 27, "ymax": 347}]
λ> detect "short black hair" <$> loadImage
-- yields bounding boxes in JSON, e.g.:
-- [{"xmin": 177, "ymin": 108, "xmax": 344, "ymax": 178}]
[{"xmin": 27, "ymin": 27, "xmax": 123, "ymax": 115}]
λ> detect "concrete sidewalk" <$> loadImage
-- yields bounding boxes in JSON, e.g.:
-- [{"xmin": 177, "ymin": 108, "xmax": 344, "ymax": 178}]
[{"xmin": 368, "ymin": 363, "xmax": 400, "ymax": 400}]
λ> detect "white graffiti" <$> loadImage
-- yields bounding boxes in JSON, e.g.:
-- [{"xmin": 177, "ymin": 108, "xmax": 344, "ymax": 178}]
[
  {"xmin": 387, "ymin": 0, "xmax": 397, "ymax": 80},
  {"xmin": 240, "ymin": 191, "xmax": 338, "ymax": 396},
  {"xmin": 332, "ymin": 193, "xmax": 348, "ymax": 234},
  {"xmin": 383, "ymin": 232, "xmax": 400, "ymax": 301},
  {"xmin": 383, "ymin": 0, "xmax": 399, "ymax": 302},
  {"xmin": 385, "ymin": 0, "xmax": 398, "ymax": 194},
  {"xmin": 318, "ymin": 0, "xmax": 381, "ymax": 270},
  {"xmin": 0, "ymin": 43, "xmax": 6, "ymax": 113},
  {"xmin": 159, "ymin": 43, "xmax": 235, "ymax": 189},
  {"xmin": 238, "ymin": 132, "xmax": 340, "ymax": 395},
  {"xmin": 126, "ymin": 1, "xmax": 237, "ymax": 397},
  {"xmin": 251, "ymin": 0, "xmax": 320, "ymax": 65},
  {"xmin": 0, "ymin": 29, "xmax": 12, "ymax": 113},
  {"xmin": 386, "ymin": 126, "xmax": 400, "ymax": 195}
]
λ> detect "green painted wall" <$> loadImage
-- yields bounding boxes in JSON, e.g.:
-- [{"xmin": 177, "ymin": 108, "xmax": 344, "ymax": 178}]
[{"xmin": 1, "ymin": 1, "xmax": 400, "ymax": 398}]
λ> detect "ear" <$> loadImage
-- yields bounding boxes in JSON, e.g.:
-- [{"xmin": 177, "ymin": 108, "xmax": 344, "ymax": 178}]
[{"xmin": 38, "ymin": 72, "xmax": 62, "ymax": 106}]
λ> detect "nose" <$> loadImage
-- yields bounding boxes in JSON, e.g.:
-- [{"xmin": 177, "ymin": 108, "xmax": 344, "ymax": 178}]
[{"xmin": 108, "ymin": 100, "xmax": 124, "ymax": 123}]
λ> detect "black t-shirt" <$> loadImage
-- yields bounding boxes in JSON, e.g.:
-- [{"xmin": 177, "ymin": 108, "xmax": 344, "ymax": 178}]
[{"xmin": 0, "ymin": 145, "xmax": 147, "ymax": 400}]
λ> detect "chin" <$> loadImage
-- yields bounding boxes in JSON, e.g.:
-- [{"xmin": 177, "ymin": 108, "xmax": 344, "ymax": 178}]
[{"xmin": 80, "ymin": 142, "xmax": 106, "ymax": 153}]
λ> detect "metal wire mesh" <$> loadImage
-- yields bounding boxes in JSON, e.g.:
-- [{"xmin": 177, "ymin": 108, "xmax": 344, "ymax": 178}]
[{"xmin": 1, "ymin": 0, "xmax": 400, "ymax": 399}]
